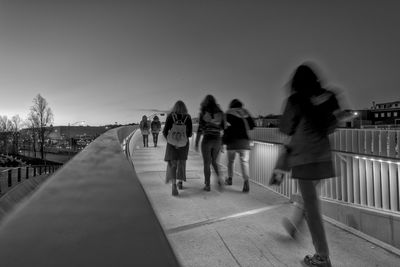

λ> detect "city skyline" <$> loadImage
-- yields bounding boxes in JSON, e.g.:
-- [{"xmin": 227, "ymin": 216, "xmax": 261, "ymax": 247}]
[{"xmin": 1, "ymin": 0, "xmax": 399, "ymax": 126}]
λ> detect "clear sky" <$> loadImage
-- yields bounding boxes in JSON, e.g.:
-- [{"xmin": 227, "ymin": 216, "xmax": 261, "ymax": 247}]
[{"xmin": 1, "ymin": 0, "xmax": 399, "ymax": 126}]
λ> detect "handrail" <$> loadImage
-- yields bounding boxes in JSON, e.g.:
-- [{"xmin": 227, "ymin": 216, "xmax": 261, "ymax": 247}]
[{"xmin": 0, "ymin": 126, "xmax": 180, "ymax": 267}]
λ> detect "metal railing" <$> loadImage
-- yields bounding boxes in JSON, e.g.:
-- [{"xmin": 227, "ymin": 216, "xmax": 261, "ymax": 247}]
[
  {"xmin": 0, "ymin": 164, "xmax": 61, "ymax": 195},
  {"xmin": 245, "ymin": 127, "xmax": 400, "ymax": 214}
]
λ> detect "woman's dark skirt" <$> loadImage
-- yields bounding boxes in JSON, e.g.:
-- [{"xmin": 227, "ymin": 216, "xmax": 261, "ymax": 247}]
[{"xmin": 292, "ymin": 161, "xmax": 335, "ymax": 180}]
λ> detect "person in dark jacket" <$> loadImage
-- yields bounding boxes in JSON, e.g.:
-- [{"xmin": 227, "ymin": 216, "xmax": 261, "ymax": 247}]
[
  {"xmin": 151, "ymin": 115, "xmax": 162, "ymax": 147},
  {"xmin": 139, "ymin": 115, "xmax": 150, "ymax": 147},
  {"xmin": 222, "ymin": 99, "xmax": 255, "ymax": 192},
  {"xmin": 279, "ymin": 62, "xmax": 342, "ymax": 267},
  {"xmin": 195, "ymin": 95, "xmax": 225, "ymax": 192},
  {"xmin": 163, "ymin": 100, "xmax": 192, "ymax": 196}
]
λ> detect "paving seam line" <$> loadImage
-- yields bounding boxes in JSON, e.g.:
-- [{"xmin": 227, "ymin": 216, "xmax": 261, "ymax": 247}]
[{"xmin": 166, "ymin": 204, "xmax": 285, "ymax": 235}]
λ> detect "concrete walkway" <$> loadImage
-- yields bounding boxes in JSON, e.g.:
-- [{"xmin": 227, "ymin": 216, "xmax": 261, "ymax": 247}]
[{"xmin": 131, "ymin": 136, "xmax": 400, "ymax": 267}]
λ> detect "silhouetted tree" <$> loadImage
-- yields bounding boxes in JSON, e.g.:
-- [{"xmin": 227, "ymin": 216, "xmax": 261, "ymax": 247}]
[{"xmin": 30, "ymin": 94, "xmax": 54, "ymax": 160}]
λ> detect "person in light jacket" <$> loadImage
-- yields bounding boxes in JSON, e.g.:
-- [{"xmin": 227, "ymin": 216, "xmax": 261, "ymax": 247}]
[
  {"xmin": 163, "ymin": 100, "xmax": 192, "ymax": 196},
  {"xmin": 279, "ymin": 62, "xmax": 342, "ymax": 267},
  {"xmin": 151, "ymin": 115, "xmax": 162, "ymax": 147},
  {"xmin": 222, "ymin": 99, "xmax": 255, "ymax": 192}
]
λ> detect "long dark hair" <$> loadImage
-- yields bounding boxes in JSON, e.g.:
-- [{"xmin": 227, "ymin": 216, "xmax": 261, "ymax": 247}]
[
  {"xmin": 200, "ymin": 94, "xmax": 222, "ymax": 114},
  {"xmin": 289, "ymin": 63, "xmax": 337, "ymax": 134}
]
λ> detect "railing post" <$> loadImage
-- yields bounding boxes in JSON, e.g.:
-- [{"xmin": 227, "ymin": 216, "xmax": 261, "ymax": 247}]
[
  {"xmin": 26, "ymin": 166, "xmax": 29, "ymax": 179},
  {"xmin": 33, "ymin": 167, "xmax": 37, "ymax": 177},
  {"xmin": 39, "ymin": 166, "xmax": 42, "ymax": 175},
  {"xmin": 17, "ymin": 168, "xmax": 21, "ymax": 182},
  {"xmin": 8, "ymin": 169, "xmax": 12, "ymax": 187}
]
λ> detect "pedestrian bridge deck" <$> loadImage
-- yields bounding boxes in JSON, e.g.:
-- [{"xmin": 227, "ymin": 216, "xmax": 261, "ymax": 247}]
[{"xmin": 130, "ymin": 131, "xmax": 400, "ymax": 267}]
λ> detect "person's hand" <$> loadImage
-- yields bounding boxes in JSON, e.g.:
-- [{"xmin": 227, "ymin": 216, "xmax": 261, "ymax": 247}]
[{"xmin": 220, "ymin": 145, "xmax": 225, "ymax": 153}]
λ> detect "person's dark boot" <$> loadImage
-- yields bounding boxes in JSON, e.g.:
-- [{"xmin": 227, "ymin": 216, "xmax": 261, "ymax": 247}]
[
  {"xmin": 303, "ymin": 254, "xmax": 332, "ymax": 267},
  {"xmin": 203, "ymin": 184, "xmax": 211, "ymax": 191},
  {"xmin": 178, "ymin": 181, "xmax": 183, "ymax": 189},
  {"xmin": 242, "ymin": 180, "xmax": 249, "ymax": 193},
  {"xmin": 224, "ymin": 177, "xmax": 232, "ymax": 185},
  {"xmin": 172, "ymin": 183, "xmax": 179, "ymax": 196}
]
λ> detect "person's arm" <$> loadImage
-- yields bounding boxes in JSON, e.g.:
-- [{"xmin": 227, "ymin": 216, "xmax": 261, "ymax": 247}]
[
  {"xmin": 244, "ymin": 109, "xmax": 256, "ymax": 130},
  {"xmin": 195, "ymin": 113, "xmax": 203, "ymax": 149},
  {"xmin": 279, "ymin": 95, "xmax": 301, "ymax": 136},
  {"xmin": 186, "ymin": 115, "xmax": 193, "ymax": 138}
]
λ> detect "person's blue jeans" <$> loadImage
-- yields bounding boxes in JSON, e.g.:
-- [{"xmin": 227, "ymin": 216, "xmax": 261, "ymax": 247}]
[
  {"xmin": 227, "ymin": 149, "xmax": 250, "ymax": 181},
  {"xmin": 142, "ymin": 135, "xmax": 148, "ymax": 147},
  {"xmin": 201, "ymin": 137, "xmax": 221, "ymax": 185},
  {"xmin": 152, "ymin": 133, "xmax": 159, "ymax": 146}
]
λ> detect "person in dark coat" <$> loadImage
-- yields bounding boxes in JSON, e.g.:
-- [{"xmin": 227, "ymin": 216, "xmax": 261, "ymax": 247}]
[
  {"xmin": 139, "ymin": 115, "xmax": 150, "ymax": 147},
  {"xmin": 151, "ymin": 115, "xmax": 162, "ymax": 147},
  {"xmin": 195, "ymin": 95, "xmax": 226, "ymax": 192},
  {"xmin": 222, "ymin": 99, "xmax": 255, "ymax": 192},
  {"xmin": 279, "ymin": 62, "xmax": 342, "ymax": 267},
  {"xmin": 163, "ymin": 100, "xmax": 192, "ymax": 196}
]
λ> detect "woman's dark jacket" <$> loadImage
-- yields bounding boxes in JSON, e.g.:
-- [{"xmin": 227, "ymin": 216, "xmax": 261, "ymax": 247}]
[
  {"xmin": 223, "ymin": 108, "xmax": 255, "ymax": 150},
  {"xmin": 151, "ymin": 120, "xmax": 161, "ymax": 134},
  {"xmin": 163, "ymin": 113, "xmax": 193, "ymax": 161},
  {"xmin": 197, "ymin": 110, "xmax": 225, "ymax": 141},
  {"xmin": 279, "ymin": 89, "xmax": 340, "ymax": 179}
]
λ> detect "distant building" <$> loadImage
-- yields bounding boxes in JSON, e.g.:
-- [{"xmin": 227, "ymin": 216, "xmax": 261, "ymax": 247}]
[
  {"xmin": 369, "ymin": 100, "xmax": 400, "ymax": 126},
  {"xmin": 255, "ymin": 115, "xmax": 281, "ymax": 127}
]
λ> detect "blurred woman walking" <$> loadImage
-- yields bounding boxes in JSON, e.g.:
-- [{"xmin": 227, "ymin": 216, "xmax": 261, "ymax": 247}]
[{"xmin": 279, "ymin": 62, "xmax": 342, "ymax": 267}]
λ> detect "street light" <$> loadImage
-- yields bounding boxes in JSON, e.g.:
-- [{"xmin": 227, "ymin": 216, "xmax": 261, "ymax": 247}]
[{"xmin": 353, "ymin": 111, "xmax": 362, "ymax": 128}]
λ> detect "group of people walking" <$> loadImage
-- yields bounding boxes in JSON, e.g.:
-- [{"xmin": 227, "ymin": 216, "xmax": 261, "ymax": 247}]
[
  {"xmin": 138, "ymin": 62, "xmax": 345, "ymax": 267},
  {"xmin": 139, "ymin": 114, "xmax": 161, "ymax": 147}
]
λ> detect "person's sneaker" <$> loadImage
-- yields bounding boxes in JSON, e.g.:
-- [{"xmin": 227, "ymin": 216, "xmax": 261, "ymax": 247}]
[
  {"xmin": 282, "ymin": 217, "xmax": 298, "ymax": 239},
  {"xmin": 178, "ymin": 181, "xmax": 183, "ymax": 190},
  {"xmin": 172, "ymin": 184, "xmax": 179, "ymax": 196},
  {"xmin": 303, "ymin": 254, "xmax": 332, "ymax": 267},
  {"xmin": 242, "ymin": 180, "xmax": 249, "ymax": 193},
  {"xmin": 224, "ymin": 177, "xmax": 232, "ymax": 185},
  {"xmin": 203, "ymin": 184, "xmax": 211, "ymax": 191}
]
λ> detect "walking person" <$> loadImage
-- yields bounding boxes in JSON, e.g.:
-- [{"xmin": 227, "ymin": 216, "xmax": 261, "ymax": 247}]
[
  {"xmin": 151, "ymin": 115, "xmax": 162, "ymax": 147},
  {"xmin": 139, "ymin": 115, "xmax": 150, "ymax": 147},
  {"xmin": 222, "ymin": 99, "xmax": 255, "ymax": 193},
  {"xmin": 163, "ymin": 100, "xmax": 192, "ymax": 196},
  {"xmin": 195, "ymin": 95, "xmax": 225, "ymax": 192},
  {"xmin": 279, "ymin": 63, "xmax": 342, "ymax": 267}
]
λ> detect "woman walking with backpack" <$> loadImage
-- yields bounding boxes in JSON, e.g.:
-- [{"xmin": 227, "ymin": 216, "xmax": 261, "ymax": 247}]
[
  {"xmin": 195, "ymin": 95, "xmax": 226, "ymax": 192},
  {"xmin": 163, "ymin": 100, "xmax": 192, "ymax": 196},
  {"xmin": 279, "ymin": 62, "xmax": 342, "ymax": 267}
]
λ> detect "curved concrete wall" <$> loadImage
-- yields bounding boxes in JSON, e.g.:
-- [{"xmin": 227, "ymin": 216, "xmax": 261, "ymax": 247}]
[{"xmin": 0, "ymin": 126, "xmax": 180, "ymax": 267}]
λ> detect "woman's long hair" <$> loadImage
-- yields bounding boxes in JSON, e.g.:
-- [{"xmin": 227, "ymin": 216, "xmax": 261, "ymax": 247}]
[
  {"xmin": 171, "ymin": 100, "xmax": 188, "ymax": 114},
  {"xmin": 290, "ymin": 63, "xmax": 323, "ymax": 98},
  {"xmin": 200, "ymin": 94, "xmax": 222, "ymax": 114},
  {"xmin": 289, "ymin": 63, "xmax": 337, "ymax": 134}
]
